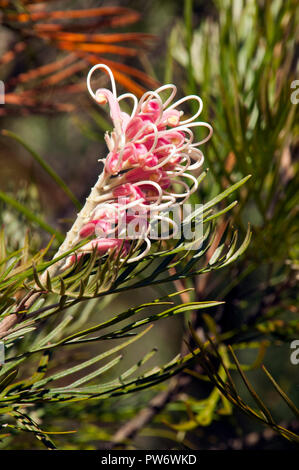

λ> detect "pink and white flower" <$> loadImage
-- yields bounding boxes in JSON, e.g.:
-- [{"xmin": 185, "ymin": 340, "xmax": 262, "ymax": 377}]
[{"xmin": 63, "ymin": 64, "xmax": 213, "ymax": 266}]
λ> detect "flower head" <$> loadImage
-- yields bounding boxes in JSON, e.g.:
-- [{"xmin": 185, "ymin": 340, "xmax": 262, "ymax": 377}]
[{"xmin": 66, "ymin": 64, "xmax": 213, "ymax": 266}]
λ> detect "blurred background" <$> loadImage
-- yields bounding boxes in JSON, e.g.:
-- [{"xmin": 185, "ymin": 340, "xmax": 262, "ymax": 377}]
[{"xmin": 0, "ymin": 0, "xmax": 298, "ymax": 450}]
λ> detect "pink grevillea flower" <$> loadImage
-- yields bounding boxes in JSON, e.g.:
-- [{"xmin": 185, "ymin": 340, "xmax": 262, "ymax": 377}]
[
  {"xmin": 68, "ymin": 238, "xmax": 130, "ymax": 266},
  {"xmin": 61, "ymin": 64, "xmax": 213, "ymax": 267}
]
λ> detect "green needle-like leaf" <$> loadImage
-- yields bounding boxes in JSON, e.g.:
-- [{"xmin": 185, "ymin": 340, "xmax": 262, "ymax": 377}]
[{"xmin": 2, "ymin": 130, "xmax": 82, "ymax": 211}]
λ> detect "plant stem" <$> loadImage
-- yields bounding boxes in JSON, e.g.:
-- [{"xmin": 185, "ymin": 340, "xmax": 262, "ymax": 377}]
[{"xmin": 0, "ymin": 170, "xmax": 108, "ymax": 338}]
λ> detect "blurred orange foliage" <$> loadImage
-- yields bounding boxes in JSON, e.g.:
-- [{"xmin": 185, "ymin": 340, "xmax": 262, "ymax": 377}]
[{"xmin": 0, "ymin": 1, "xmax": 159, "ymax": 115}]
